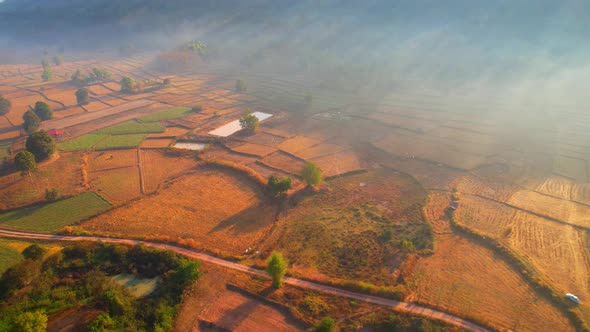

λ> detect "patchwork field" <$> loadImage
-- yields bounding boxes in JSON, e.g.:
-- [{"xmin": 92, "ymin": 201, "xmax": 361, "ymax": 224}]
[
  {"xmin": 0, "ymin": 192, "xmax": 111, "ymax": 232},
  {"xmin": 81, "ymin": 168, "xmax": 276, "ymax": 254},
  {"xmin": 140, "ymin": 149, "xmax": 198, "ymax": 193}
]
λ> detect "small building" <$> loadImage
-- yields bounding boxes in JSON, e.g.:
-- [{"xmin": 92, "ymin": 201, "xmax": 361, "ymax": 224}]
[
  {"xmin": 47, "ymin": 129, "xmax": 64, "ymax": 140},
  {"xmin": 566, "ymin": 293, "xmax": 581, "ymax": 304},
  {"xmin": 449, "ymin": 201, "xmax": 459, "ymax": 210}
]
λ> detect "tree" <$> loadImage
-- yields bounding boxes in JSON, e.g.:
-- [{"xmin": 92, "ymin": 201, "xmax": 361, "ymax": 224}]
[
  {"xmin": 13, "ymin": 311, "xmax": 47, "ymax": 332},
  {"xmin": 14, "ymin": 151, "xmax": 36, "ymax": 175},
  {"xmin": 120, "ymin": 76, "xmax": 137, "ymax": 93},
  {"xmin": 163, "ymin": 78, "xmax": 171, "ymax": 86},
  {"xmin": 41, "ymin": 66, "xmax": 53, "ymax": 81},
  {"xmin": 301, "ymin": 161, "xmax": 322, "ymax": 186},
  {"xmin": 22, "ymin": 244, "xmax": 46, "ymax": 260},
  {"xmin": 313, "ymin": 317, "xmax": 335, "ymax": 332},
  {"xmin": 53, "ymin": 55, "xmax": 63, "ymax": 66},
  {"xmin": 235, "ymin": 79, "xmax": 247, "ymax": 92},
  {"xmin": 89, "ymin": 313, "xmax": 115, "ymax": 332},
  {"xmin": 25, "ymin": 131, "xmax": 56, "ymax": 161},
  {"xmin": 239, "ymin": 112, "xmax": 259, "ymax": 134},
  {"xmin": 266, "ymin": 251, "xmax": 287, "ymax": 288},
  {"xmin": 22, "ymin": 110, "xmax": 41, "ymax": 134},
  {"xmin": 41, "ymin": 58, "xmax": 50, "ymax": 68},
  {"xmin": 264, "ymin": 175, "xmax": 291, "ymax": 198},
  {"xmin": 71, "ymin": 69, "xmax": 85, "ymax": 85},
  {"xmin": 45, "ymin": 188, "xmax": 59, "ymax": 201},
  {"xmin": 0, "ymin": 94, "xmax": 11, "ymax": 115},
  {"xmin": 33, "ymin": 101, "xmax": 53, "ymax": 120},
  {"xmin": 76, "ymin": 88, "xmax": 90, "ymax": 105}
]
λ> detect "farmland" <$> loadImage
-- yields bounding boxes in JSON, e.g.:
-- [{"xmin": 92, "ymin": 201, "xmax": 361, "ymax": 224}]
[
  {"xmin": 0, "ymin": 52, "xmax": 590, "ymax": 331},
  {"xmin": 0, "ymin": 192, "xmax": 111, "ymax": 232}
]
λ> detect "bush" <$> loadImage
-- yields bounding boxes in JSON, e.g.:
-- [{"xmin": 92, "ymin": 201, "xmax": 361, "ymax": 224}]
[
  {"xmin": 13, "ymin": 311, "xmax": 47, "ymax": 332},
  {"xmin": 314, "ymin": 317, "xmax": 335, "ymax": 332},
  {"xmin": 45, "ymin": 188, "xmax": 59, "ymax": 201},
  {"xmin": 22, "ymin": 244, "xmax": 47, "ymax": 260},
  {"xmin": 89, "ymin": 313, "xmax": 115, "ymax": 332},
  {"xmin": 264, "ymin": 175, "xmax": 291, "ymax": 198},
  {"xmin": 239, "ymin": 112, "xmax": 259, "ymax": 134}
]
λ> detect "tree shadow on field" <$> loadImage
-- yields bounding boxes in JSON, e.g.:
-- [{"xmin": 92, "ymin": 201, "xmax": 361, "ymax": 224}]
[
  {"xmin": 208, "ymin": 203, "xmax": 277, "ymax": 235},
  {"xmin": 215, "ymin": 293, "xmax": 262, "ymax": 330}
]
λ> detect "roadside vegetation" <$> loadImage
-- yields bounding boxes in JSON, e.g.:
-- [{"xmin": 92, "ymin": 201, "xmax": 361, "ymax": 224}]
[{"xmin": 0, "ymin": 242, "xmax": 200, "ymax": 331}]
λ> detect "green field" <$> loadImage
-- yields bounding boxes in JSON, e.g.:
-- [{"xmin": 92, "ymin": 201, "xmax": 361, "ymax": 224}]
[
  {"xmin": 95, "ymin": 120, "xmax": 164, "ymax": 135},
  {"xmin": 0, "ymin": 192, "xmax": 112, "ymax": 232},
  {"xmin": 59, "ymin": 133, "xmax": 107, "ymax": 151},
  {"xmin": 0, "ymin": 139, "xmax": 13, "ymax": 160},
  {"xmin": 112, "ymin": 273, "xmax": 160, "ymax": 297},
  {"xmin": 94, "ymin": 134, "xmax": 146, "ymax": 150},
  {"xmin": 0, "ymin": 242, "xmax": 21, "ymax": 274},
  {"xmin": 138, "ymin": 106, "xmax": 192, "ymax": 122}
]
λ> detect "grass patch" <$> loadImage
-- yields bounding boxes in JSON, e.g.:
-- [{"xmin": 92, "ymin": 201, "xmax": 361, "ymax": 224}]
[
  {"xmin": 112, "ymin": 273, "xmax": 159, "ymax": 297},
  {"xmin": 94, "ymin": 134, "xmax": 146, "ymax": 150},
  {"xmin": 95, "ymin": 120, "xmax": 164, "ymax": 135},
  {"xmin": 137, "ymin": 106, "xmax": 193, "ymax": 122},
  {"xmin": 0, "ymin": 242, "xmax": 21, "ymax": 274},
  {"xmin": 0, "ymin": 139, "xmax": 12, "ymax": 160},
  {"xmin": 59, "ymin": 134, "xmax": 107, "ymax": 151},
  {"xmin": 0, "ymin": 192, "xmax": 112, "ymax": 232}
]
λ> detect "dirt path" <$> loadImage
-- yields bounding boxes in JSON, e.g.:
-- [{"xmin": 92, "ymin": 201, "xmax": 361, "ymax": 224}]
[{"xmin": 0, "ymin": 228, "xmax": 489, "ymax": 332}]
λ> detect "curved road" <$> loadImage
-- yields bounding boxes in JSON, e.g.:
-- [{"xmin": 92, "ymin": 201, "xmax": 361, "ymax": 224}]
[{"xmin": 0, "ymin": 228, "xmax": 489, "ymax": 332}]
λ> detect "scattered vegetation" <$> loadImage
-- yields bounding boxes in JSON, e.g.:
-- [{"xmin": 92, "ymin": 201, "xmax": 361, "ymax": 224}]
[
  {"xmin": 52, "ymin": 55, "xmax": 63, "ymax": 66},
  {"xmin": 313, "ymin": 317, "xmax": 335, "ymax": 332},
  {"xmin": 266, "ymin": 251, "xmax": 288, "ymax": 288},
  {"xmin": 25, "ymin": 131, "xmax": 56, "ymax": 162},
  {"xmin": 0, "ymin": 242, "xmax": 201, "ymax": 331},
  {"xmin": 41, "ymin": 66, "xmax": 53, "ymax": 81},
  {"xmin": 71, "ymin": 68, "xmax": 112, "ymax": 86},
  {"xmin": 120, "ymin": 76, "xmax": 170, "ymax": 94},
  {"xmin": 45, "ymin": 188, "xmax": 59, "ymax": 202}
]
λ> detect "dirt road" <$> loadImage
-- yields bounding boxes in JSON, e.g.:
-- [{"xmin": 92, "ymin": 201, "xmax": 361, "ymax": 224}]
[{"xmin": 0, "ymin": 228, "xmax": 489, "ymax": 332}]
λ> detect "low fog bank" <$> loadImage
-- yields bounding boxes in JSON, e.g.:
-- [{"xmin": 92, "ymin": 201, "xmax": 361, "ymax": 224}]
[{"xmin": 1, "ymin": 0, "xmax": 589, "ymax": 153}]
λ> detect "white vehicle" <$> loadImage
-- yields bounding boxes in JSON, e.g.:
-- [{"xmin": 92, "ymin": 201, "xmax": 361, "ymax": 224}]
[{"xmin": 566, "ymin": 293, "xmax": 581, "ymax": 304}]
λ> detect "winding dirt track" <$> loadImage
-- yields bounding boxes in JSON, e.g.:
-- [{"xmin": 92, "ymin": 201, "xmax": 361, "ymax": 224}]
[{"xmin": 0, "ymin": 228, "xmax": 489, "ymax": 332}]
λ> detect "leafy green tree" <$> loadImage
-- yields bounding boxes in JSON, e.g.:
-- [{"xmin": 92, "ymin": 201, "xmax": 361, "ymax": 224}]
[
  {"xmin": 76, "ymin": 88, "xmax": 90, "ymax": 105},
  {"xmin": 33, "ymin": 101, "xmax": 53, "ymax": 120},
  {"xmin": 314, "ymin": 317, "xmax": 335, "ymax": 332},
  {"xmin": 239, "ymin": 112, "xmax": 259, "ymax": 134},
  {"xmin": 301, "ymin": 161, "xmax": 322, "ymax": 186},
  {"xmin": 41, "ymin": 66, "xmax": 53, "ymax": 81},
  {"xmin": 266, "ymin": 251, "xmax": 288, "ymax": 288},
  {"xmin": 14, "ymin": 151, "xmax": 37, "ymax": 175},
  {"xmin": 45, "ymin": 188, "xmax": 59, "ymax": 202},
  {"xmin": 25, "ymin": 131, "xmax": 56, "ymax": 161},
  {"xmin": 89, "ymin": 313, "xmax": 115, "ymax": 332},
  {"xmin": 264, "ymin": 175, "xmax": 292, "ymax": 198},
  {"xmin": 120, "ymin": 76, "xmax": 137, "ymax": 93},
  {"xmin": 235, "ymin": 79, "xmax": 247, "ymax": 92},
  {"xmin": 53, "ymin": 55, "xmax": 63, "ymax": 66},
  {"xmin": 22, "ymin": 244, "xmax": 46, "ymax": 260},
  {"xmin": 13, "ymin": 311, "xmax": 47, "ymax": 332},
  {"xmin": 22, "ymin": 110, "xmax": 41, "ymax": 134},
  {"xmin": 0, "ymin": 259, "xmax": 41, "ymax": 298},
  {"xmin": 0, "ymin": 95, "xmax": 11, "ymax": 115}
]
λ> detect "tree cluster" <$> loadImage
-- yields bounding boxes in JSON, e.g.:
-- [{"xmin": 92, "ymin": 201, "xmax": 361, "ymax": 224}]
[
  {"xmin": 120, "ymin": 76, "xmax": 170, "ymax": 94},
  {"xmin": 75, "ymin": 88, "xmax": 90, "ymax": 105},
  {"xmin": 0, "ymin": 95, "xmax": 11, "ymax": 115},
  {"xmin": 22, "ymin": 101, "xmax": 53, "ymax": 133},
  {"xmin": 71, "ymin": 67, "xmax": 112, "ymax": 86},
  {"xmin": 25, "ymin": 131, "xmax": 56, "ymax": 162},
  {"xmin": 0, "ymin": 242, "xmax": 201, "ymax": 331}
]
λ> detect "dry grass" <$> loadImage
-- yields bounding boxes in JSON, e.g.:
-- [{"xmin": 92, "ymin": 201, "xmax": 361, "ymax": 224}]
[
  {"xmin": 411, "ymin": 234, "xmax": 574, "ymax": 332},
  {"xmin": 310, "ymin": 151, "xmax": 363, "ymax": 178},
  {"xmin": 259, "ymin": 151, "xmax": 306, "ymax": 175},
  {"xmin": 87, "ymin": 150, "xmax": 137, "ymax": 172},
  {"xmin": 230, "ymin": 143, "xmax": 277, "ymax": 157},
  {"xmin": 88, "ymin": 167, "xmax": 141, "ymax": 205},
  {"xmin": 140, "ymin": 150, "xmax": 198, "ymax": 193},
  {"xmin": 0, "ymin": 152, "xmax": 86, "ymax": 210},
  {"xmin": 277, "ymin": 136, "xmax": 321, "ymax": 155},
  {"xmin": 81, "ymin": 169, "xmax": 276, "ymax": 254},
  {"xmin": 140, "ymin": 138, "xmax": 173, "ymax": 149}
]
